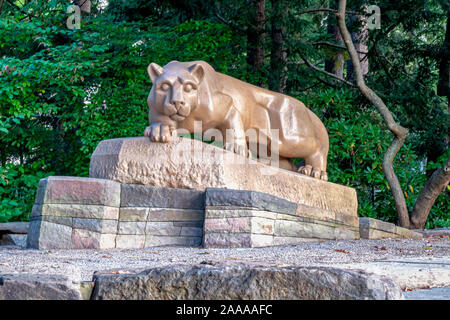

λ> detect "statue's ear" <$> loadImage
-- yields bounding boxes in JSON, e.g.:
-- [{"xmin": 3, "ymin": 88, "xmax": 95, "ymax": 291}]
[
  {"xmin": 147, "ymin": 63, "xmax": 163, "ymax": 83},
  {"xmin": 188, "ymin": 64, "xmax": 204, "ymax": 84}
]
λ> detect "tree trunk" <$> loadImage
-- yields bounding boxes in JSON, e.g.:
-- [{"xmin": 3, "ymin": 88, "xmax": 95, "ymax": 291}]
[
  {"xmin": 336, "ymin": 0, "xmax": 410, "ymax": 228},
  {"xmin": 325, "ymin": 1, "xmax": 344, "ymax": 79},
  {"xmin": 345, "ymin": 7, "xmax": 368, "ymax": 81},
  {"xmin": 410, "ymin": 156, "xmax": 450, "ymax": 229},
  {"xmin": 247, "ymin": 0, "xmax": 266, "ymax": 84},
  {"xmin": 268, "ymin": 0, "xmax": 287, "ymax": 92}
]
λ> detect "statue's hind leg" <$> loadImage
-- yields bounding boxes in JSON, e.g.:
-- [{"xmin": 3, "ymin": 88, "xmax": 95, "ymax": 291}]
[{"xmin": 298, "ymin": 148, "xmax": 328, "ymax": 181}]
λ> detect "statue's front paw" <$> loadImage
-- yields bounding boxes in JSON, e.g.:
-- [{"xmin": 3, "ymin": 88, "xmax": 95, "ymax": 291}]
[{"xmin": 144, "ymin": 123, "xmax": 175, "ymax": 143}]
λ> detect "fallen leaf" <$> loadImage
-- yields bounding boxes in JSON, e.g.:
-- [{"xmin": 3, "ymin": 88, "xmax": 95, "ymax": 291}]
[
  {"xmin": 423, "ymin": 246, "xmax": 433, "ymax": 250},
  {"xmin": 198, "ymin": 252, "xmax": 211, "ymax": 255},
  {"xmin": 150, "ymin": 251, "xmax": 160, "ymax": 254},
  {"xmin": 229, "ymin": 256, "xmax": 239, "ymax": 260},
  {"xmin": 111, "ymin": 271, "xmax": 119, "ymax": 274},
  {"xmin": 335, "ymin": 249, "xmax": 350, "ymax": 254},
  {"xmin": 375, "ymin": 246, "xmax": 387, "ymax": 251}
]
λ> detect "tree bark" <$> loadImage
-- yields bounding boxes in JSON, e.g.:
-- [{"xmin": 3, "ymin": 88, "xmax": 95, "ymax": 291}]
[
  {"xmin": 247, "ymin": 0, "xmax": 266, "ymax": 84},
  {"xmin": 325, "ymin": 1, "xmax": 344, "ymax": 79},
  {"xmin": 336, "ymin": 0, "xmax": 411, "ymax": 228},
  {"xmin": 410, "ymin": 156, "xmax": 450, "ymax": 229},
  {"xmin": 268, "ymin": 0, "xmax": 287, "ymax": 92}
]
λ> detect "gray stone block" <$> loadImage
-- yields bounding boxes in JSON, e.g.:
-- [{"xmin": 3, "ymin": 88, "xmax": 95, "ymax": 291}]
[
  {"xmin": 0, "ymin": 222, "xmax": 29, "ymax": 234},
  {"xmin": 73, "ymin": 218, "xmax": 117, "ymax": 234},
  {"xmin": 145, "ymin": 222, "xmax": 181, "ymax": 236},
  {"xmin": 91, "ymin": 265, "xmax": 404, "ymax": 300},
  {"xmin": 115, "ymin": 235, "xmax": 145, "ymax": 249},
  {"xmin": 0, "ymin": 274, "xmax": 82, "ymax": 300},
  {"xmin": 180, "ymin": 227, "xmax": 203, "ymax": 237},
  {"xmin": 72, "ymin": 229, "xmax": 116, "ymax": 249},
  {"xmin": 118, "ymin": 221, "xmax": 146, "ymax": 235},
  {"xmin": 119, "ymin": 207, "xmax": 148, "ymax": 221},
  {"xmin": 26, "ymin": 220, "xmax": 73, "ymax": 249},
  {"xmin": 147, "ymin": 209, "xmax": 204, "ymax": 222},
  {"xmin": 34, "ymin": 176, "xmax": 120, "ymax": 207},
  {"xmin": 205, "ymin": 188, "xmax": 297, "ymax": 214},
  {"xmin": 121, "ymin": 184, "xmax": 205, "ymax": 209},
  {"xmin": 360, "ymin": 217, "xmax": 396, "ymax": 233},
  {"xmin": 31, "ymin": 204, "xmax": 119, "ymax": 220},
  {"xmin": 173, "ymin": 221, "xmax": 203, "ymax": 228},
  {"xmin": 30, "ymin": 215, "xmax": 73, "ymax": 227}
]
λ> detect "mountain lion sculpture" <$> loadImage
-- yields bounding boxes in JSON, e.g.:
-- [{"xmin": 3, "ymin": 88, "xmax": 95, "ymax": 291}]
[{"xmin": 144, "ymin": 60, "xmax": 329, "ymax": 180}]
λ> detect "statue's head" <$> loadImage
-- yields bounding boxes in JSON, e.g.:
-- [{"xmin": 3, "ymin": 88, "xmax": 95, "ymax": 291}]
[{"xmin": 147, "ymin": 61, "xmax": 204, "ymax": 122}]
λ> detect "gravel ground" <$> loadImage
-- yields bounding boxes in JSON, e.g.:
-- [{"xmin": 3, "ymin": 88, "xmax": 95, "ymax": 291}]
[{"xmin": 0, "ymin": 237, "xmax": 448, "ymax": 282}]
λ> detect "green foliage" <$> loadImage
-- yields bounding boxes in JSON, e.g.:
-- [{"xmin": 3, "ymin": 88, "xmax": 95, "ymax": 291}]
[{"xmin": 303, "ymin": 88, "xmax": 449, "ymax": 227}]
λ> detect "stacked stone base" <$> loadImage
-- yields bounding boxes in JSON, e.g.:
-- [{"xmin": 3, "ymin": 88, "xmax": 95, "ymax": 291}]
[
  {"xmin": 27, "ymin": 176, "xmax": 363, "ymax": 250},
  {"xmin": 27, "ymin": 177, "xmax": 204, "ymax": 249},
  {"xmin": 204, "ymin": 188, "xmax": 360, "ymax": 248}
]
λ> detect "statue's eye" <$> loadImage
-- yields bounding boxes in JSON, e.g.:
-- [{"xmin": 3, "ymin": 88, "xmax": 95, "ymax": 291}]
[
  {"xmin": 160, "ymin": 83, "xmax": 170, "ymax": 91},
  {"xmin": 184, "ymin": 83, "xmax": 194, "ymax": 92}
]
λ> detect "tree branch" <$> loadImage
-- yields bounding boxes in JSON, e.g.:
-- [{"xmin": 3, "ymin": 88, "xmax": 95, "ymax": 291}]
[
  {"xmin": 299, "ymin": 55, "xmax": 355, "ymax": 87},
  {"xmin": 337, "ymin": 0, "xmax": 411, "ymax": 228},
  {"xmin": 312, "ymin": 41, "xmax": 367, "ymax": 54}
]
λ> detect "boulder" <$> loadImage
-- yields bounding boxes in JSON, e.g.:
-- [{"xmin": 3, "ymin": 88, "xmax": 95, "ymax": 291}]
[{"xmin": 91, "ymin": 264, "xmax": 404, "ymax": 300}]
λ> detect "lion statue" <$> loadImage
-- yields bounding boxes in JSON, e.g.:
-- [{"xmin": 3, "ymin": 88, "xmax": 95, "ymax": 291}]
[{"xmin": 144, "ymin": 60, "xmax": 329, "ymax": 180}]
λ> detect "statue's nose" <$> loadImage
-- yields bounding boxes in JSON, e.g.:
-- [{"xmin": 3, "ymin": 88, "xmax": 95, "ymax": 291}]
[{"xmin": 173, "ymin": 101, "xmax": 185, "ymax": 110}]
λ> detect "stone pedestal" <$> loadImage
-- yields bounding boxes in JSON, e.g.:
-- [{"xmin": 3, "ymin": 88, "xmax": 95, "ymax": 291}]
[
  {"xmin": 28, "ymin": 137, "xmax": 363, "ymax": 249},
  {"xmin": 89, "ymin": 137, "xmax": 358, "ymax": 217}
]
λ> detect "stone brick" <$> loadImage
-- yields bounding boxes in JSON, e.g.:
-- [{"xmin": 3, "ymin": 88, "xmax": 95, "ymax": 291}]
[
  {"xmin": 73, "ymin": 218, "xmax": 118, "ymax": 234},
  {"xmin": 203, "ymin": 232, "xmax": 251, "ymax": 248},
  {"xmin": 205, "ymin": 208, "xmax": 276, "ymax": 220},
  {"xmin": 395, "ymin": 226, "xmax": 423, "ymax": 240},
  {"xmin": 295, "ymin": 203, "xmax": 335, "ymax": 221},
  {"xmin": 31, "ymin": 204, "xmax": 119, "ymax": 220},
  {"xmin": 115, "ymin": 235, "xmax": 145, "ymax": 249},
  {"xmin": 204, "ymin": 217, "xmax": 252, "ymax": 233},
  {"xmin": 120, "ymin": 184, "xmax": 204, "ymax": 209},
  {"xmin": 180, "ymin": 227, "xmax": 203, "ymax": 237},
  {"xmin": 360, "ymin": 228, "xmax": 396, "ymax": 239},
  {"xmin": 147, "ymin": 208, "xmax": 204, "ymax": 222},
  {"xmin": 26, "ymin": 220, "xmax": 73, "ymax": 249},
  {"xmin": 117, "ymin": 221, "xmax": 146, "ymax": 235},
  {"xmin": 173, "ymin": 221, "xmax": 203, "ymax": 228},
  {"xmin": 30, "ymin": 215, "xmax": 73, "ymax": 227},
  {"xmin": 359, "ymin": 218, "xmax": 396, "ymax": 233},
  {"xmin": 145, "ymin": 222, "xmax": 181, "ymax": 236},
  {"xmin": 205, "ymin": 188, "xmax": 297, "ymax": 214},
  {"xmin": 34, "ymin": 176, "xmax": 120, "ymax": 207},
  {"xmin": 335, "ymin": 212, "xmax": 360, "ymax": 228},
  {"xmin": 119, "ymin": 208, "xmax": 148, "ymax": 221},
  {"xmin": 251, "ymin": 217, "xmax": 274, "ymax": 235},
  {"xmin": 274, "ymin": 220, "xmax": 336, "ymax": 240},
  {"xmin": 251, "ymin": 234, "xmax": 273, "ymax": 247},
  {"xmin": 145, "ymin": 235, "xmax": 202, "ymax": 247},
  {"xmin": 72, "ymin": 229, "xmax": 116, "ymax": 249}
]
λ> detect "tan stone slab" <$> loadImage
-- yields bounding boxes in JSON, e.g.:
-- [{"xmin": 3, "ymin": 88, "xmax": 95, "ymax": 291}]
[
  {"xmin": 72, "ymin": 229, "xmax": 116, "ymax": 249},
  {"xmin": 205, "ymin": 208, "xmax": 277, "ymax": 220},
  {"xmin": 119, "ymin": 208, "xmax": 148, "ymax": 221},
  {"xmin": 35, "ymin": 176, "xmax": 120, "ymax": 207},
  {"xmin": 147, "ymin": 208, "xmax": 204, "ymax": 222},
  {"xmin": 115, "ymin": 235, "xmax": 145, "ymax": 249},
  {"xmin": 395, "ymin": 226, "xmax": 423, "ymax": 240},
  {"xmin": 89, "ymin": 137, "xmax": 358, "ymax": 216},
  {"xmin": 31, "ymin": 204, "xmax": 119, "ymax": 220},
  {"xmin": 204, "ymin": 217, "xmax": 252, "ymax": 233},
  {"xmin": 117, "ymin": 221, "xmax": 146, "ymax": 235},
  {"xmin": 360, "ymin": 228, "xmax": 397, "ymax": 239}
]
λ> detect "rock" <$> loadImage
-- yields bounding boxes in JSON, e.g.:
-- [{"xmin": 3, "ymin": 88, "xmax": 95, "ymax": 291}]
[
  {"xmin": 0, "ymin": 222, "xmax": 29, "ymax": 234},
  {"xmin": 35, "ymin": 176, "xmax": 120, "ymax": 207},
  {"xmin": 27, "ymin": 220, "xmax": 73, "ymax": 249},
  {"xmin": 205, "ymin": 188, "xmax": 296, "ymax": 214},
  {"xmin": 359, "ymin": 218, "xmax": 423, "ymax": 240},
  {"xmin": 121, "ymin": 184, "xmax": 205, "ymax": 209},
  {"xmin": 0, "ymin": 234, "xmax": 27, "ymax": 247},
  {"xmin": 0, "ymin": 274, "xmax": 82, "ymax": 300},
  {"xmin": 91, "ymin": 264, "xmax": 404, "ymax": 300},
  {"xmin": 89, "ymin": 137, "xmax": 358, "ymax": 217}
]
